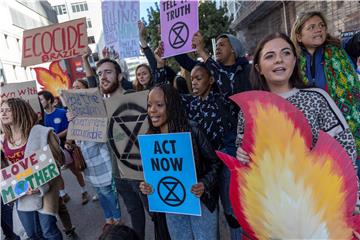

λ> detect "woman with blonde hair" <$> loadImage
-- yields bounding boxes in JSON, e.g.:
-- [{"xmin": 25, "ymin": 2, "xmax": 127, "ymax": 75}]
[{"xmin": 1, "ymin": 98, "xmax": 63, "ymax": 239}]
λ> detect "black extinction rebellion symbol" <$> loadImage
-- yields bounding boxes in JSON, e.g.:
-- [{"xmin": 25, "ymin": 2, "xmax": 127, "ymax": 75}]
[
  {"xmin": 108, "ymin": 103, "xmax": 147, "ymax": 171},
  {"xmin": 158, "ymin": 176, "xmax": 186, "ymax": 207},
  {"xmin": 168, "ymin": 21, "xmax": 189, "ymax": 49}
]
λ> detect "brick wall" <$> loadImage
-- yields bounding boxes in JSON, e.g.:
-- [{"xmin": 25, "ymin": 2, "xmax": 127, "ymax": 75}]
[{"xmin": 233, "ymin": 1, "xmax": 360, "ymax": 53}]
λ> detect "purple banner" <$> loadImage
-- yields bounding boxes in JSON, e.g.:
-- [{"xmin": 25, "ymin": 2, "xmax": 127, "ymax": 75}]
[
  {"xmin": 160, "ymin": 0, "xmax": 199, "ymax": 58},
  {"xmin": 101, "ymin": 0, "xmax": 140, "ymax": 59}
]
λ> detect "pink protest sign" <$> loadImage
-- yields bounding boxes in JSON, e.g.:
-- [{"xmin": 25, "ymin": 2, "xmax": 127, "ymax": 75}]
[{"xmin": 160, "ymin": 0, "xmax": 198, "ymax": 58}]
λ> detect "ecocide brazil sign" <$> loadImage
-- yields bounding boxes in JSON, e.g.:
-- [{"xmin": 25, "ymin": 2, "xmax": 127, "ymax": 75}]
[{"xmin": 21, "ymin": 18, "xmax": 88, "ymax": 67}]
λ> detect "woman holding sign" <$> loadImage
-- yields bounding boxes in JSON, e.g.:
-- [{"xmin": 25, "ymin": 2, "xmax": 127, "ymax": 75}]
[
  {"xmin": 139, "ymin": 83, "xmax": 221, "ymax": 240},
  {"xmin": 1, "ymin": 98, "xmax": 63, "ymax": 239}
]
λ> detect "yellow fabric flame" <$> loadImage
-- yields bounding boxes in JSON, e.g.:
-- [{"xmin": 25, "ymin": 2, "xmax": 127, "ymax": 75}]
[{"xmin": 238, "ymin": 102, "xmax": 352, "ymax": 239}]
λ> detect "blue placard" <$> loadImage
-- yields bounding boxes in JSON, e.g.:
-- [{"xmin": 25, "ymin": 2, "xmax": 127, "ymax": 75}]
[{"xmin": 138, "ymin": 132, "xmax": 201, "ymax": 216}]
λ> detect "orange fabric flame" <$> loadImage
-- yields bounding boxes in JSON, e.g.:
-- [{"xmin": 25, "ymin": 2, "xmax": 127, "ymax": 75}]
[
  {"xmin": 216, "ymin": 91, "xmax": 360, "ymax": 239},
  {"xmin": 34, "ymin": 61, "xmax": 71, "ymax": 97}
]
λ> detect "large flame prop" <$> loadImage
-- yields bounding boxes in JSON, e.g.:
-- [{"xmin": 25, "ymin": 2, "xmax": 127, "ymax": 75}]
[
  {"xmin": 34, "ymin": 61, "xmax": 71, "ymax": 97},
  {"xmin": 216, "ymin": 91, "xmax": 360, "ymax": 239}
]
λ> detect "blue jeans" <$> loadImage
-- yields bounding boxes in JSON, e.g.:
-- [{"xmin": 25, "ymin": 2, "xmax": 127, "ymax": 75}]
[
  {"xmin": 95, "ymin": 184, "xmax": 121, "ymax": 221},
  {"xmin": 1, "ymin": 201, "xmax": 20, "ymax": 240},
  {"xmin": 166, "ymin": 203, "xmax": 218, "ymax": 240},
  {"xmin": 17, "ymin": 210, "xmax": 62, "ymax": 240}
]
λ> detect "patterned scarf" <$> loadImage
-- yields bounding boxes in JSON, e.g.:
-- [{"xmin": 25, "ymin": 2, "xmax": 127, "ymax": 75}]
[{"xmin": 300, "ymin": 45, "xmax": 360, "ymax": 158}]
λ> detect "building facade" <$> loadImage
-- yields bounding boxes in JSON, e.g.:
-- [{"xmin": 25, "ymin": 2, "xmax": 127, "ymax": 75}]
[
  {"xmin": 49, "ymin": 0, "xmax": 147, "ymax": 82},
  {"xmin": 0, "ymin": 0, "xmax": 58, "ymax": 84},
  {"xmin": 48, "ymin": 0, "xmax": 103, "ymax": 55},
  {"xmin": 222, "ymin": 1, "xmax": 360, "ymax": 53}
]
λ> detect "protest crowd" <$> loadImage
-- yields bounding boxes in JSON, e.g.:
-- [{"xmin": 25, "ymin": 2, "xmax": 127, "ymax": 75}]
[{"xmin": 1, "ymin": 1, "xmax": 360, "ymax": 240}]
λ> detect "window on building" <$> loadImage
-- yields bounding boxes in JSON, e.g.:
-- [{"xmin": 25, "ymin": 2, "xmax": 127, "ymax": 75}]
[
  {"xmin": 13, "ymin": 65, "xmax": 17, "ymax": 80},
  {"xmin": 0, "ymin": 65, "xmax": 5, "ymax": 83},
  {"xmin": 87, "ymin": 19, "xmax": 92, "ymax": 28},
  {"xmin": 88, "ymin": 36, "xmax": 95, "ymax": 44},
  {"xmin": 16, "ymin": 38, "xmax": 20, "ymax": 50},
  {"xmin": 71, "ymin": 2, "xmax": 88, "ymax": 13},
  {"xmin": 4, "ymin": 34, "xmax": 9, "ymax": 49},
  {"xmin": 52, "ymin": 4, "xmax": 67, "ymax": 15}
]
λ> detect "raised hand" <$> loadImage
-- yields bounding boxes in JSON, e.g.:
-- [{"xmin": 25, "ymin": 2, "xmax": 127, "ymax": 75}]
[{"xmin": 138, "ymin": 20, "xmax": 148, "ymax": 48}]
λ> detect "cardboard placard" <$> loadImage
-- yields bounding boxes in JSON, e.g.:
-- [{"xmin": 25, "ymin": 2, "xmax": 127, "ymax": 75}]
[
  {"xmin": 105, "ymin": 91, "xmax": 149, "ymax": 180},
  {"xmin": 61, "ymin": 88, "xmax": 108, "ymax": 142},
  {"xmin": 0, "ymin": 81, "xmax": 41, "ymax": 114},
  {"xmin": 138, "ymin": 132, "xmax": 201, "ymax": 216},
  {"xmin": 160, "ymin": 0, "xmax": 199, "ymax": 58},
  {"xmin": 1, "ymin": 145, "xmax": 60, "ymax": 204},
  {"xmin": 101, "ymin": 1, "xmax": 140, "ymax": 58},
  {"xmin": 21, "ymin": 18, "xmax": 88, "ymax": 67}
]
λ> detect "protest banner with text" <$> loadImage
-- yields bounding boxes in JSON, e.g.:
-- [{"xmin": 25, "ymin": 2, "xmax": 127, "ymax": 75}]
[
  {"xmin": 101, "ymin": 0, "xmax": 140, "ymax": 58},
  {"xmin": 0, "ymin": 81, "xmax": 41, "ymax": 114},
  {"xmin": 21, "ymin": 18, "xmax": 88, "ymax": 67},
  {"xmin": 138, "ymin": 132, "xmax": 201, "ymax": 216},
  {"xmin": 1, "ymin": 145, "xmax": 60, "ymax": 204},
  {"xmin": 160, "ymin": 0, "xmax": 199, "ymax": 58},
  {"xmin": 105, "ymin": 90, "xmax": 149, "ymax": 180},
  {"xmin": 61, "ymin": 88, "xmax": 108, "ymax": 142}
]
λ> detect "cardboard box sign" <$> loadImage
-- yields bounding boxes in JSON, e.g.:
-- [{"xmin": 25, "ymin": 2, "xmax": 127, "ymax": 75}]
[
  {"xmin": 0, "ymin": 145, "xmax": 60, "ymax": 204},
  {"xmin": 21, "ymin": 18, "xmax": 88, "ymax": 67}
]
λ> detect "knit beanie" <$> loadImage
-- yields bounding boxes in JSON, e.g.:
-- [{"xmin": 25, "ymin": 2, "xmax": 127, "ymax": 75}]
[{"xmin": 217, "ymin": 34, "xmax": 244, "ymax": 59}]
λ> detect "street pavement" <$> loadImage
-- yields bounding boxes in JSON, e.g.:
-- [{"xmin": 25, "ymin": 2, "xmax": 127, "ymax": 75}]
[
  {"xmin": 62, "ymin": 169, "xmax": 231, "ymax": 240},
  {"xmin": 2, "ymin": 168, "xmax": 230, "ymax": 240}
]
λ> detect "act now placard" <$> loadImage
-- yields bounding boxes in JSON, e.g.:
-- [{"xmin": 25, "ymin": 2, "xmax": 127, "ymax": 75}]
[
  {"xmin": 1, "ymin": 145, "xmax": 60, "ymax": 204},
  {"xmin": 138, "ymin": 132, "xmax": 201, "ymax": 216}
]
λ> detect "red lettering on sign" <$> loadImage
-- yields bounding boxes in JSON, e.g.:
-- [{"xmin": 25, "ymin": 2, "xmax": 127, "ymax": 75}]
[
  {"xmin": 77, "ymin": 22, "xmax": 85, "ymax": 48},
  {"xmin": 33, "ymin": 33, "xmax": 42, "ymax": 57},
  {"xmin": 11, "ymin": 164, "xmax": 19, "ymax": 175},
  {"xmin": 23, "ymin": 36, "xmax": 33, "ymax": 58},
  {"xmin": 53, "ymin": 27, "xmax": 63, "ymax": 52},
  {"xmin": 41, "ymin": 31, "xmax": 52, "ymax": 54},
  {"xmin": 29, "ymin": 153, "xmax": 38, "ymax": 166},
  {"xmin": 1, "ymin": 169, "xmax": 11, "ymax": 180}
]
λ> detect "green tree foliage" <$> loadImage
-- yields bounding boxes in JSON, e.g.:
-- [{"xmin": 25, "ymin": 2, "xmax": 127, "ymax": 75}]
[
  {"xmin": 142, "ymin": 1, "xmax": 233, "ymax": 71},
  {"xmin": 142, "ymin": 2, "xmax": 161, "ymax": 50}
]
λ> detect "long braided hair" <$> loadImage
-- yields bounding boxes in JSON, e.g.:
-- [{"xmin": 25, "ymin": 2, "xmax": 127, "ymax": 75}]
[{"xmin": 146, "ymin": 83, "xmax": 201, "ymax": 168}]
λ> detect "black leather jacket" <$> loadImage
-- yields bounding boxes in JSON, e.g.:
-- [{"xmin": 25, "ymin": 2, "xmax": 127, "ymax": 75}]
[{"xmin": 190, "ymin": 121, "xmax": 221, "ymax": 212}]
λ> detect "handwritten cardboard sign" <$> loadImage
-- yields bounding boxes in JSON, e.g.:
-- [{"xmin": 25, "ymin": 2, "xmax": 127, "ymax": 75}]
[
  {"xmin": 0, "ymin": 81, "xmax": 41, "ymax": 114},
  {"xmin": 160, "ymin": 0, "xmax": 199, "ymax": 58},
  {"xmin": 101, "ymin": 0, "xmax": 140, "ymax": 58},
  {"xmin": 138, "ymin": 132, "xmax": 201, "ymax": 215},
  {"xmin": 105, "ymin": 91, "xmax": 149, "ymax": 180},
  {"xmin": 61, "ymin": 88, "xmax": 108, "ymax": 142},
  {"xmin": 21, "ymin": 18, "xmax": 88, "ymax": 67},
  {"xmin": 1, "ymin": 145, "xmax": 60, "ymax": 204}
]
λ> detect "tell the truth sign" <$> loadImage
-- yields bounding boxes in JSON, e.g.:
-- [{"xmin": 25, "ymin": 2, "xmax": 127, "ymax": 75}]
[
  {"xmin": 21, "ymin": 18, "xmax": 88, "ymax": 67},
  {"xmin": 1, "ymin": 145, "xmax": 60, "ymax": 204}
]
